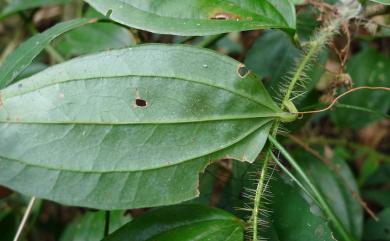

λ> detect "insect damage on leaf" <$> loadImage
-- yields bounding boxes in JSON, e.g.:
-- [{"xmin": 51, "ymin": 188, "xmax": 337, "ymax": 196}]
[
  {"xmin": 0, "ymin": 45, "xmax": 283, "ymax": 209},
  {"xmin": 237, "ymin": 64, "xmax": 251, "ymax": 78},
  {"xmin": 135, "ymin": 98, "xmax": 147, "ymax": 107},
  {"xmin": 209, "ymin": 12, "xmax": 241, "ymax": 21}
]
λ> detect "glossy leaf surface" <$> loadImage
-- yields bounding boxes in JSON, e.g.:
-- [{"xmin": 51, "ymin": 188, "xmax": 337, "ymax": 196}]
[
  {"xmin": 103, "ymin": 205, "xmax": 244, "ymax": 241},
  {"xmin": 0, "ymin": 44, "xmax": 286, "ymax": 209},
  {"xmin": 85, "ymin": 0, "xmax": 296, "ymax": 36},
  {"xmin": 0, "ymin": 18, "xmax": 96, "ymax": 89}
]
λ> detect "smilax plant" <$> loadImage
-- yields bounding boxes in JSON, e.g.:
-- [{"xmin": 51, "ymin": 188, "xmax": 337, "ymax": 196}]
[{"xmin": 0, "ymin": 0, "xmax": 389, "ymax": 241}]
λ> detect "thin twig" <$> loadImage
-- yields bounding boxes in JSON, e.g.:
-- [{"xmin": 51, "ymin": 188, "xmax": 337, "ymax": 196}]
[
  {"xmin": 13, "ymin": 197, "xmax": 36, "ymax": 241},
  {"xmin": 296, "ymin": 86, "xmax": 390, "ymax": 115}
]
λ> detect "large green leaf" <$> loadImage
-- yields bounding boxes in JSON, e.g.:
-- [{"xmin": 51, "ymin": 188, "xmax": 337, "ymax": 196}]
[
  {"xmin": 0, "ymin": 44, "xmax": 290, "ymax": 209},
  {"xmin": 0, "ymin": 0, "xmax": 69, "ymax": 19},
  {"xmin": 84, "ymin": 0, "xmax": 296, "ymax": 36},
  {"xmin": 0, "ymin": 18, "xmax": 96, "ymax": 89},
  {"xmin": 103, "ymin": 204, "xmax": 244, "ymax": 241},
  {"xmin": 60, "ymin": 211, "xmax": 131, "ymax": 241}
]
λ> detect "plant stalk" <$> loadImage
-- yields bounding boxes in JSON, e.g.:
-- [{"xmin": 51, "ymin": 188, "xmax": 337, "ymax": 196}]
[
  {"xmin": 251, "ymin": 17, "xmax": 341, "ymax": 241},
  {"xmin": 104, "ymin": 210, "xmax": 110, "ymax": 237},
  {"xmin": 13, "ymin": 196, "xmax": 36, "ymax": 241}
]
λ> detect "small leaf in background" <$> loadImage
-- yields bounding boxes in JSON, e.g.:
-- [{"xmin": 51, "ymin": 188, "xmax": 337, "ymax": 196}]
[
  {"xmin": 60, "ymin": 211, "xmax": 131, "ymax": 241},
  {"xmin": 331, "ymin": 47, "xmax": 390, "ymax": 129},
  {"xmin": 103, "ymin": 205, "xmax": 245, "ymax": 241},
  {"xmin": 84, "ymin": 0, "xmax": 296, "ymax": 36},
  {"xmin": 54, "ymin": 9, "xmax": 135, "ymax": 58},
  {"xmin": 295, "ymin": 147, "xmax": 363, "ymax": 240},
  {"xmin": 363, "ymin": 208, "xmax": 390, "ymax": 241},
  {"xmin": 362, "ymin": 164, "xmax": 390, "ymax": 207},
  {"xmin": 266, "ymin": 176, "xmax": 335, "ymax": 241},
  {"xmin": 0, "ymin": 44, "xmax": 290, "ymax": 209},
  {"xmin": 0, "ymin": 18, "xmax": 96, "ymax": 89},
  {"xmin": 369, "ymin": 0, "xmax": 390, "ymax": 5},
  {"xmin": 0, "ymin": 0, "xmax": 69, "ymax": 19}
]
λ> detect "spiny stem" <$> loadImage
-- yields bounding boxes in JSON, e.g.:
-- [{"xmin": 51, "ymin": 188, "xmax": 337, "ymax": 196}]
[
  {"xmin": 251, "ymin": 17, "xmax": 341, "ymax": 241},
  {"xmin": 252, "ymin": 152, "xmax": 270, "ymax": 241},
  {"xmin": 13, "ymin": 196, "xmax": 36, "ymax": 241},
  {"xmin": 269, "ymin": 136, "xmax": 356, "ymax": 241},
  {"xmin": 251, "ymin": 123, "xmax": 279, "ymax": 241},
  {"xmin": 282, "ymin": 18, "xmax": 340, "ymax": 111}
]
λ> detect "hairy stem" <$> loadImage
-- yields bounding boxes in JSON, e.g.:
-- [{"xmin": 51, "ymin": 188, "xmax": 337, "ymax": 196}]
[
  {"xmin": 250, "ymin": 17, "xmax": 341, "ymax": 241},
  {"xmin": 251, "ymin": 124, "xmax": 279, "ymax": 241},
  {"xmin": 282, "ymin": 18, "xmax": 340, "ymax": 111}
]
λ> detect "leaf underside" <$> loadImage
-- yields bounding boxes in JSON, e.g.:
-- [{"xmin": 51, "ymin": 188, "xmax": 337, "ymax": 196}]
[
  {"xmin": 85, "ymin": 0, "xmax": 296, "ymax": 36},
  {"xmin": 0, "ymin": 44, "xmax": 282, "ymax": 209}
]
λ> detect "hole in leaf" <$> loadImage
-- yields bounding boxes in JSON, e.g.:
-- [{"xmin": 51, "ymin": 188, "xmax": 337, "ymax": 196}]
[
  {"xmin": 18, "ymin": 83, "xmax": 23, "ymax": 88},
  {"xmin": 106, "ymin": 9, "xmax": 113, "ymax": 18},
  {"xmin": 135, "ymin": 98, "xmax": 147, "ymax": 107},
  {"xmin": 237, "ymin": 64, "xmax": 250, "ymax": 78},
  {"xmin": 210, "ymin": 12, "xmax": 236, "ymax": 20}
]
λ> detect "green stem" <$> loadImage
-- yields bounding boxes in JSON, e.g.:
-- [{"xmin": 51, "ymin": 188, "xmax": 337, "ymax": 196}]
[
  {"xmin": 282, "ymin": 18, "xmax": 340, "ymax": 111},
  {"xmin": 197, "ymin": 34, "xmax": 225, "ymax": 48},
  {"xmin": 251, "ymin": 18, "xmax": 342, "ymax": 241},
  {"xmin": 104, "ymin": 210, "xmax": 110, "ymax": 237},
  {"xmin": 251, "ymin": 123, "xmax": 279, "ymax": 240},
  {"xmin": 269, "ymin": 151, "xmax": 316, "ymax": 202},
  {"xmin": 269, "ymin": 136, "xmax": 356, "ymax": 241},
  {"xmin": 252, "ymin": 152, "xmax": 270, "ymax": 241}
]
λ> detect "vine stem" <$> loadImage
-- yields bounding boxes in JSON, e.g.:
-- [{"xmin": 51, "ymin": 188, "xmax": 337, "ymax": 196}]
[
  {"xmin": 295, "ymin": 86, "xmax": 390, "ymax": 115},
  {"xmin": 251, "ymin": 123, "xmax": 279, "ymax": 241},
  {"xmin": 104, "ymin": 210, "xmax": 110, "ymax": 237},
  {"xmin": 251, "ymin": 17, "xmax": 342, "ymax": 241},
  {"xmin": 13, "ymin": 196, "xmax": 36, "ymax": 241},
  {"xmin": 268, "ymin": 136, "xmax": 356, "ymax": 241}
]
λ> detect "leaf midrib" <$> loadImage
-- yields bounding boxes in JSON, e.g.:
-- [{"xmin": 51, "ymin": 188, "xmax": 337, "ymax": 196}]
[
  {"xmin": 0, "ymin": 121, "xmax": 271, "ymax": 173},
  {"xmin": 2, "ymin": 74, "xmax": 281, "ymax": 115}
]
